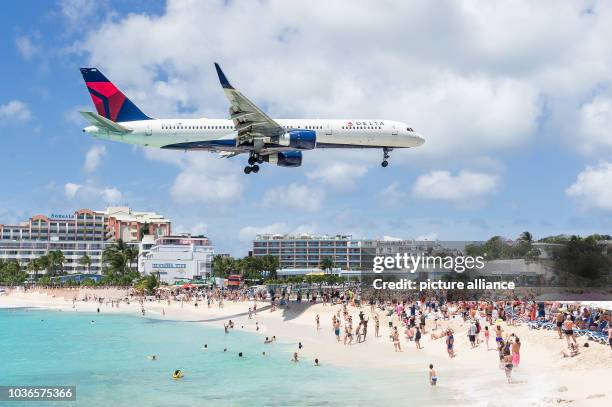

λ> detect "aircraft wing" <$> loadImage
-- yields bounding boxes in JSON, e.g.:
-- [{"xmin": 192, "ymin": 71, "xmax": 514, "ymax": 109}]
[{"xmin": 214, "ymin": 63, "xmax": 284, "ymax": 146}]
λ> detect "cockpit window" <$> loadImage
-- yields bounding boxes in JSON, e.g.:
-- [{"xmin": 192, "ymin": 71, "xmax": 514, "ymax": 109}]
[{"xmin": 406, "ymin": 127, "xmax": 414, "ymax": 132}]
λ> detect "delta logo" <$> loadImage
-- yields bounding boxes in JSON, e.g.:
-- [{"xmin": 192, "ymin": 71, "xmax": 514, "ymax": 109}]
[{"xmin": 347, "ymin": 121, "xmax": 384, "ymax": 127}]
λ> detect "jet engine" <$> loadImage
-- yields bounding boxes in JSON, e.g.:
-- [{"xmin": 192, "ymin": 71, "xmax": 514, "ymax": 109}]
[
  {"xmin": 277, "ymin": 130, "xmax": 316, "ymax": 150},
  {"xmin": 265, "ymin": 151, "xmax": 302, "ymax": 167}
]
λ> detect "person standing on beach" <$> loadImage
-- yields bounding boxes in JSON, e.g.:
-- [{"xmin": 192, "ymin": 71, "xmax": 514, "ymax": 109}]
[
  {"xmin": 415, "ymin": 327, "xmax": 422, "ymax": 349},
  {"xmin": 484, "ymin": 326, "xmax": 490, "ymax": 350},
  {"xmin": 374, "ymin": 315, "xmax": 380, "ymax": 338},
  {"xmin": 503, "ymin": 352, "xmax": 513, "ymax": 383},
  {"xmin": 316, "ymin": 314, "xmax": 320, "ymax": 330},
  {"xmin": 469, "ymin": 321, "xmax": 477, "ymax": 348},
  {"xmin": 446, "ymin": 330, "xmax": 455, "ymax": 358},
  {"xmin": 495, "ymin": 325, "xmax": 504, "ymax": 349},
  {"xmin": 334, "ymin": 320, "xmax": 341, "ymax": 342},
  {"xmin": 429, "ymin": 364, "xmax": 437, "ymax": 386},
  {"xmin": 511, "ymin": 337, "xmax": 521, "ymax": 367},
  {"xmin": 392, "ymin": 327, "xmax": 402, "ymax": 352},
  {"xmin": 563, "ymin": 316, "xmax": 577, "ymax": 346},
  {"xmin": 556, "ymin": 311, "xmax": 565, "ymax": 339}
]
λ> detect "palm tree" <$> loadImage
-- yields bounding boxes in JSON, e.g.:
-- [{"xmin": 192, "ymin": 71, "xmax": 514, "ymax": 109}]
[
  {"xmin": 102, "ymin": 239, "xmax": 139, "ymax": 280},
  {"xmin": 46, "ymin": 250, "xmax": 66, "ymax": 277},
  {"xmin": 260, "ymin": 255, "xmax": 279, "ymax": 280},
  {"xmin": 212, "ymin": 255, "xmax": 235, "ymax": 278},
  {"xmin": 519, "ymin": 231, "xmax": 533, "ymax": 243},
  {"xmin": 27, "ymin": 260, "xmax": 38, "ymax": 281},
  {"xmin": 78, "ymin": 254, "xmax": 92, "ymax": 274},
  {"xmin": 319, "ymin": 257, "xmax": 335, "ymax": 274}
]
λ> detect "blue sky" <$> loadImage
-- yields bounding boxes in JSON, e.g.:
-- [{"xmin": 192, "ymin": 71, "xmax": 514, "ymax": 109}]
[{"xmin": 1, "ymin": 0, "xmax": 611, "ymax": 255}]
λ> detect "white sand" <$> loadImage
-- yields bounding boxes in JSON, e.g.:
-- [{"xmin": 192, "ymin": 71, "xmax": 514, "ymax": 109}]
[{"xmin": 2, "ymin": 288, "xmax": 611, "ymax": 406}]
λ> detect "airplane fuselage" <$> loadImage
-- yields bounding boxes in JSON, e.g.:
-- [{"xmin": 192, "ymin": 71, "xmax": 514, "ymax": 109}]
[{"xmin": 84, "ymin": 118, "xmax": 425, "ymax": 151}]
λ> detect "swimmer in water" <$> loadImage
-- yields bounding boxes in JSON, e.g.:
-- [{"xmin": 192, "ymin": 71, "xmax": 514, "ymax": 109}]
[
  {"xmin": 238, "ymin": 352, "xmax": 243, "ymax": 357},
  {"xmin": 292, "ymin": 352, "xmax": 299, "ymax": 362},
  {"xmin": 429, "ymin": 364, "xmax": 437, "ymax": 386},
  {"xmin": 202, "ymin": 344, "xmax": 208, "ymax": 351},
  {"xmin": 314, "ymin": 358, "xmax": 320, "ymax": 366},
  {"xmin": 150, "ymin": 355, "xmax": 157, "ymax": 361}
]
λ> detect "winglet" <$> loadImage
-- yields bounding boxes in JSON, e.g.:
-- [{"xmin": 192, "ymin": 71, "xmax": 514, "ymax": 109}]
[{"xmin": 214, "ymin": 63, "xmax": 234, "ymax": 89}]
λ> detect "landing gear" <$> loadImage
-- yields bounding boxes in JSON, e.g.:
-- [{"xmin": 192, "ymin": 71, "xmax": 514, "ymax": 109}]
[
  {"xmin": 381, "ymin": 147, "xmax": 392, "ymax": 167},
  {"xmin": 243, "ymin": 164, "xmax": 260, "ymax": 175},
  {"xmin": 248, "ymin": 153, "xmax": 265, "ymax": 166}
]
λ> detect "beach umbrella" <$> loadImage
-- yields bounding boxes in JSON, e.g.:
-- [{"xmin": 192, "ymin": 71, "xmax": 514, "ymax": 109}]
[{"xmin": 181, "ymin": 283, "xmax": 196, "ymax": 289}]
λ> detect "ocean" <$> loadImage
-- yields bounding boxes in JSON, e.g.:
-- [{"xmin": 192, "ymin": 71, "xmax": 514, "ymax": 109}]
[{"xmin": 0, "ymin": 308, "xmax": 452, "ymax": 406}]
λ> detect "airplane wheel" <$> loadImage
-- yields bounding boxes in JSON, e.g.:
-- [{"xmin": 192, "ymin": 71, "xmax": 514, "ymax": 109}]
[
  {"xmin": 381, "ymin": 160, "xmax": 389, "ymax": 168},
  {"xmin": 248, "ymin": 156, "xmax": 256, "ymax": 165},
  {"xmin": 244, "ymin": 166, "xmax": 252, "ymax": 174},
  {"xmin": 252, "ymin": 165, "xmax": 260, "ymax": 173}
]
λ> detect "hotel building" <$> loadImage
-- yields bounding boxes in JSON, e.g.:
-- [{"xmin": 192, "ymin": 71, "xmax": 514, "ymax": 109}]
[
  {"xmin": 0, "ymin": 206, "xmax": 171, "ymax": 242},
  {"xmin": 0, "ymin": 206, "xmax": 171, "ymax": 276},
  {"xmin": 252, "ymin": 234, "xmax": 469, "ymax": 275},
  {"xmin": 138, "ymin": 234, "xmax": 214, "ymax": 283}
]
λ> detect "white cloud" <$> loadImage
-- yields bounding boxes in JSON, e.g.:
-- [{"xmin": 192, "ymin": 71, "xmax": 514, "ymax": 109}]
[
  {"xmin": 170, "ymin": 169, "xmax": 243, "ymax": 204},
  {"xmin": 101, "ymin": 187, "xmax": 122, "ymax": 204},
  {"xmin": 578, "ymin": 96, "xmax": 612, "ymax": 154},
  {"xmin": 64, "ymin": 182, "xmax": 81, "ymax": 198},
  {"xmin": 0, "ymin": 100, "xmax": 31, "ymax": 123},
  {"xmin": 239, "ymin": 222, "xmax": 288, "ymax": 242},
  {"xmin": 262, "ymin": 183, "xmax": 324, "ymax": 212},
  {"xmin": 565, "ymin": 162, "xmax": 612, "ymax": 211},
  {"xmin": 412, "ymin": 170, "xmax": 498, "ymax": 202},
  {"xmin": 83, "ymin": 145, "xmax": 106, "ymax": 173},
  {"xmin": 15, "ymin": 36, "xmax": 38, "ymax": 60},
  {"xmin": 64, "ymin": 182, "xmax": 122, "ymax": 204},
  {"xmin": 139, "ymin": 150, "xmax": 245, "ymax": 205},
  {"xmin": 381, "ymin": 181, "xmax": 408, "ymax": 204},
  {"xmin": 60, "ymin": 0, "xmax": 100, "ymax": 28},
  {"xmin": 307, "ymin": 162, "xmax": 368, "ymax": 190}
]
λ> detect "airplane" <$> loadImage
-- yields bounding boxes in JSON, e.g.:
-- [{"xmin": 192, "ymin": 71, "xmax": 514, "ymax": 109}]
[{"xmin": 80, "ymin": 64, "xmax": 425, "ymax": 174}]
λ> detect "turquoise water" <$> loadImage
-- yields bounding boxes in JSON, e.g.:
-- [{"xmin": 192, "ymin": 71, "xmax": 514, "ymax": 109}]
[{"xmin": 0, "ymin": 308, "xmax": 451, "ymax": 406}]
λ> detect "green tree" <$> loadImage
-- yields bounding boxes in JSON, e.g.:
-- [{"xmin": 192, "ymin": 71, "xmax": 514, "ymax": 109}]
[
  {"xmin": 238, "ymin": 256, "xmax": 265, "ymax": 283},
  {"xmin": 78, "ymin": 254, "xmax": 92, "ymax": 274},
  {"xmin": 46, "ymin": 251, "xmax": 66, "ymax": 277},
  {"xmin": 212, "ymin": 255, "xmax": 235, "ymax": 278},
  {"xmin": 519, "ymin": 231, "xmax": 533, "ymax": 243},
  {"xmin": 135, "ymin": 274, "xmax": 158, "ymax": 295},
  {"xmin": 260, "ymin": 255, "xmax": 279, "ymax": 280},
  {"xmin": 38, "ymin": 276, "xmax": 52, "ymax": 286},
  {"xmin": 0, "ymin": 261, "xmax": 27, "ymax": 285},
  {"xmin": 319, "ymin": 257, "xmax": 335, "ymax": 274},
  {"xmin": 27, "ymin": 259, "xmax": 42, "ymax": 281},
  {"xmin": 101, "ymin": 240, "xmax": 140, "ymax": 285},
  {"xmin": 552, "ymin": 235, "xmax": 611, "ymax": 282}
]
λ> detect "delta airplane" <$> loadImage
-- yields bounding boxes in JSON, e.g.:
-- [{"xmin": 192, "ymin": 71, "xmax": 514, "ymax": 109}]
[{"xmin": 80, "ymin": 64, "xmax": 425, "ymax": 174}]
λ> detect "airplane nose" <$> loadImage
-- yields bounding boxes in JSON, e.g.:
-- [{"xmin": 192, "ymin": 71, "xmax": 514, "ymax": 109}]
[{"xmin": 415, "ymin": 135, "xmax": 425, "ymax": 146}]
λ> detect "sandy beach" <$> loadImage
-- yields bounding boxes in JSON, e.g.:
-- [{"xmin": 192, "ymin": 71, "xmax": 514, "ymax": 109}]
[{"xmin": 2, "ymin": 288, "xmax": 611, "ymax": 407}]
